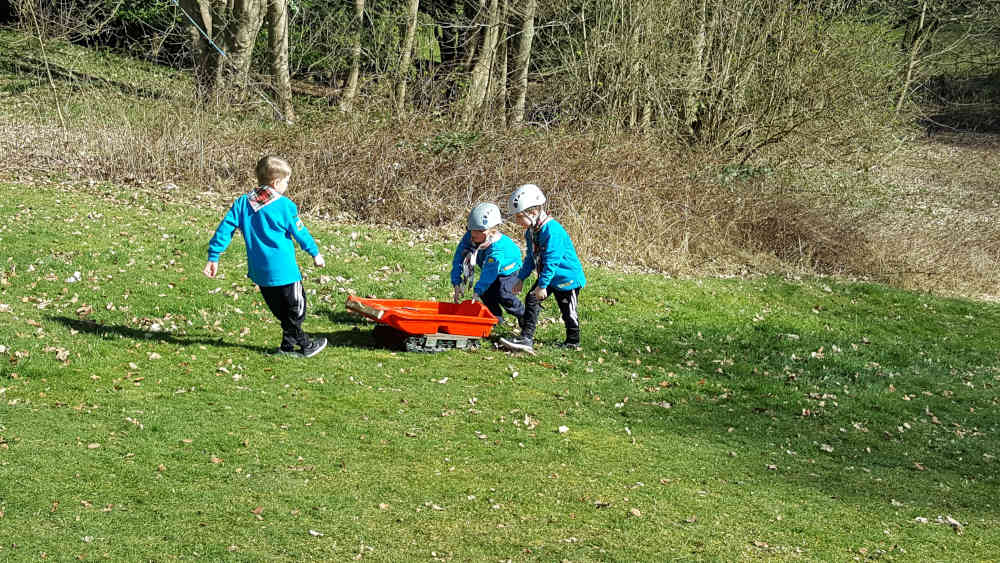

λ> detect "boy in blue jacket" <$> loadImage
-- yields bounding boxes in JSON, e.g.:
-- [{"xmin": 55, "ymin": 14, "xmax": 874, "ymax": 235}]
[
  {"xmin": 451, "ymin": 203, "xmax": 525, "ymax": 325},
  {"xmin": 499, "ymin": 184, "xmax": 586, "ymax": 354},
  {"xmin": 203, "ymin": 156, "xmax": 327, "ymax": 358}
]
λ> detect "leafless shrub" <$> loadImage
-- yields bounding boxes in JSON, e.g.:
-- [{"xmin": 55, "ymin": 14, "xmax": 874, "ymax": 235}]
[{"xmin": 2, "ymin": 38, "xmax": 997, "ymax": 298}]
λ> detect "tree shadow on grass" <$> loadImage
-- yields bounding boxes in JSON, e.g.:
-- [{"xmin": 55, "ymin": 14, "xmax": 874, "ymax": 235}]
[
  {"xmin": 315, "ymin": 327, "xmax": 380, "ymax": 349},
  {"xmin": 615, "ymin": 307, "xmax": 999, "ymax": 519},
  {"xmin": 49, "ymin": 316, "xmax": 272, "ymax": 355},
  {"xmin": 919, "ymin": 72, "xmax": 1000, "ymax": 137},
  {"xmin": 51, "ymin": 313, "xmax": 418, "ymax": 354},
  {"xmin": 921, "ymin": 107, "xmax": 1000, "ymax": 137}
]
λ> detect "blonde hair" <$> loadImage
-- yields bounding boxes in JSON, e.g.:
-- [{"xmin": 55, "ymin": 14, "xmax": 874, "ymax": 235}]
[{"xmin": 255, "ymin": 155, "xmax": 292, "ymax": 186}]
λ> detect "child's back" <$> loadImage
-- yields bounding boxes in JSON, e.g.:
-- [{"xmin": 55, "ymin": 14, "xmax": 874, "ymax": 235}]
[
  {"xmin": 204, "ymin": 156, "xmax": 327, "ymax": 358},
  {"xmin": 208, "ymin": 191, "xmax": 317, "ymax": 287},
  {"xmin": 521, "ymin": 216, "xmax": 586, "ymax": 294},
  {"xmin": 500, "ymin": 184, "xmax": 585, "ymax": 354}
]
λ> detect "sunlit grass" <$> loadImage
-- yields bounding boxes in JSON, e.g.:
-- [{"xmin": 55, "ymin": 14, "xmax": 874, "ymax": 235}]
[{"xmin": 0, "ymin": 181, "xmax": 997, "ymax": 560}]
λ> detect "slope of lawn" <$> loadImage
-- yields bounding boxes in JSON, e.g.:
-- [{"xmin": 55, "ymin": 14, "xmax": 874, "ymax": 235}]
[{"xmin": 0, "ymin": 181, "xmax": 998, "ymax": 561}]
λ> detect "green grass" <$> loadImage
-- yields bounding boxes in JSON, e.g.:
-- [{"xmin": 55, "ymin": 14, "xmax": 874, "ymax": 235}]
[
  {"xmin": 0, "ymin": 181, "xmax": 998, "ymax": 561},
  {"xmin": 0, "ymin": 29, "xmax": 189, "ymax": 98}
]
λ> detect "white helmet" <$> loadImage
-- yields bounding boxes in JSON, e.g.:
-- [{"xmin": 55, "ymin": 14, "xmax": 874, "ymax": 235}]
[
  {"xmin": 508, "ymin": 183, "xmax": 546, "ymax": 215},
  {"xmin": 467, "ymin": 202, "xmax": 502, "ymax": 231}
]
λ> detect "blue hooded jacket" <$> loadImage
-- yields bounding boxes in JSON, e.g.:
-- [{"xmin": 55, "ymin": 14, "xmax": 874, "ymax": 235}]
[
  {"xmin": 450, "ymin": 232, "xmax": 523, "ymax": 296},
  {"xmin": 517, "ymin": 217, "xmax": 585, "ymax": 291},
  {"xmin": 207, "ymin": 191, "xmax": 319, "ymax": 287}
]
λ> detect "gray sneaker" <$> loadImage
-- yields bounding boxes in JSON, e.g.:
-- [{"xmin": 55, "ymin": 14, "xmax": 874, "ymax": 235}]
[
  {"xmin": 300, "ymin": 337, "xmax": 328, "ymax": 358},
  {"xmin": 499, "ymin": 336, "xmax": 535, "ymax": 355}
]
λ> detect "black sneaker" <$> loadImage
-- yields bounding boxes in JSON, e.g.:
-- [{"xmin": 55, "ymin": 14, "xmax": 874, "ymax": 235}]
[
  {"xmin": 269, "ymin": 347, "xmax": 301, "ymax": 357},
  {"xmin": 499, "ymin": 336, "xmax": 535, "ymax": 355},
  {"xmin": 300, "ymin": 337, "xmax": 328, "ymax": 358},
  {"xmin": 556, "ymin": 341, "xmax": 581, "ymax": 351}
]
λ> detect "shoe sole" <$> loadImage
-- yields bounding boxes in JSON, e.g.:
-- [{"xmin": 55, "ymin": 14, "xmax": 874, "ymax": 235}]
[
  {"xmin": 302, "ymin": 337, "xmax": 328, "ymax": 358},
  {"xmin": 499, "ymin": 337, "xmax": 535, "ymax": 355}
]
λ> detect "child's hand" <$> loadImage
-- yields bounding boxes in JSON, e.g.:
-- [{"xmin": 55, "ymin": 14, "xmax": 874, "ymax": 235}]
[
  {"xmin": 513, "ymin": 279, "xmax": 523, "ymax": 294},
  {"xmin": 452, "ymin": 285, "xmax": 463, "ymax": 303},
  {"xmin": 313, "ymin": 254, "xmax": 325, "ymax": 267},
  {"xmin": 532, "ymin": 287, "xmax": 548, "ymax": 301},
  {"xmin": 203, "ymin": 261, "xmax": 218, "ymax": 278}
]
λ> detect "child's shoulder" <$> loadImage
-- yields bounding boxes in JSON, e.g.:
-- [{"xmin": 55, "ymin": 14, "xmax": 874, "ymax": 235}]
[
  {"xmin": 541, "ymin": 217, "xmax": 567, "ymax": 234},
  {"xmin": 495, "ymin": 234, "xmax": 520, "ymax": 248}
]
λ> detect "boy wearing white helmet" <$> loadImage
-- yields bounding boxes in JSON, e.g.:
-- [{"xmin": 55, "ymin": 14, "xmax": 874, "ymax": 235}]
[
  {"xmin": 450, "ymin": 202, "xmax": 525, "ymax": 324},
  {"xmin": 499, "ymin": 183, "xmax": 586, "ymax": 354}
]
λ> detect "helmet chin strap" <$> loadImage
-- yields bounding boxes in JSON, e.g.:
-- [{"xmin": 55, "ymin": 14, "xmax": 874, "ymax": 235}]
[{"xmin": 532, "ymin": 209, "xmax": 549, "ymax": 230}]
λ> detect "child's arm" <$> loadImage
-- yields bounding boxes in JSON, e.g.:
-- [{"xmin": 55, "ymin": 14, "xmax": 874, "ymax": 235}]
[
  {"xmin": 204, "ymin": 205, "xmax": 240, "ymax": 277},
  {"xmin": 534, "ymin": 227, "xmax": 565, "ymax": 290},
  {"xmin": 516, "ymin": 231, "xmax": 535, "ymax": 282},
  {"xmin": 450, "ymin": 232, "xmax": 472, "ymax": 287},
  {"xmin": 285, "ymin": 204, "xmax": 322, "ymax": 262}
]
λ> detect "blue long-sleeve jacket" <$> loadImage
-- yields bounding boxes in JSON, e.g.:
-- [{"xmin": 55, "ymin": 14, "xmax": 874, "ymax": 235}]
[
  {"xmin": 518, "ymin": 218, "xmax": 586, "ymax": 291},
  {"xmin": 207, "ymin": 192, "xmax": 319, "ymax": 287},
  {"xmin": 450, "ymin": 232, "xmax": 523, "ymax": 296}
]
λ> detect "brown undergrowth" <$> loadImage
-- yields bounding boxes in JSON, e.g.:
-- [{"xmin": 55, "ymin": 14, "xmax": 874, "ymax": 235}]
[{"xmin": 1, "ymin": 60, "xmax": 997, "ymax": 300}]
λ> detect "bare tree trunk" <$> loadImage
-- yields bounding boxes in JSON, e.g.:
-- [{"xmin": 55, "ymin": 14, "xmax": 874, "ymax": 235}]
[
  {"xmin": 266, "ymin": 0, "xmax": 294, "ymax": 122},
  {"xmin": 462, "ymin": 0, "xmax": 486, "ymax": 71},
  {"xmin": 396, "ymin": 0, "xmax": 421, "ymax": 113},
  {"xmin": 179, "ymin": 0, "xmax": 263, "ymax": 96},
  {"xmin": 507, "ymin": 0, "xmax": 536, "ymax": 127},
  {"xmin": 22, "ymin": 0, "xmax": 65, "ymax": 129},
  {"xmin": 684, "ymin": 0, "xmax": 709, "ymax": 137},
  {"xmin": 440, "ymin": 0, "xmax": 464, "ymax": 68},
  {"xmin": 493, "ymin": 0, "xmax": 510, "ymax": 121},
  {"xmin": 180, "ymin": 0, "xmax": 223, "ymax": 94},
  {"xmin": 895, "ymin": 0, "xmax": 929, "ymax": 116},
  {"xmin": 227, "ymin": 0, "xmax": 265, "ymax": 87},
  {"xmin": 462, "ymin": 0, "xmax": 499, "ymax": 124},
  {"xmin": 340, "ymin": 0, "xmax": 364, "ymax": 112},
  {"xmin": 627, "ymin": 3, "xmax": 642, "ymax": 129}
]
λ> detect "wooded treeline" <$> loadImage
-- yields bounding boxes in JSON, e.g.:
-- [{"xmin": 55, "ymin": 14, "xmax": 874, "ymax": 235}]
[{"xmin": 10, "ymin": 0, "xmax": 1000, "ymax": 147}]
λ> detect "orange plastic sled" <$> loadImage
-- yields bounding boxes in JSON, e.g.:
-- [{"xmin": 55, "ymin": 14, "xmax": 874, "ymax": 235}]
[{"xmin": 345, "ymin": 296, "xmax": 498, "ymax": 338}]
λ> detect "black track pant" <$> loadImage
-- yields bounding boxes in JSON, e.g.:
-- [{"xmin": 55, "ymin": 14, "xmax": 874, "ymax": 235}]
[
  {"xmin": 481, "ymin": 274, "xmax": 525, "ymax": 321},
  {"xmin": 521, "ymin": 282, "xmax": 581, "ymax": 345},
  {"xmin": 259, "ymin": 281, "xmax": 309, "ymax": 351}
]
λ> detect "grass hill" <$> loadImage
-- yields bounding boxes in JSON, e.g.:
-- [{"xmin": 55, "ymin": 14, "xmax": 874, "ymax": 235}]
[
  {"xmin": 1, "ymin": 174, "xmax": 998, "ymax": 561},
  {"xmin": 1, "ymin": 28, "xmax": 999, "ymax": 560}
]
